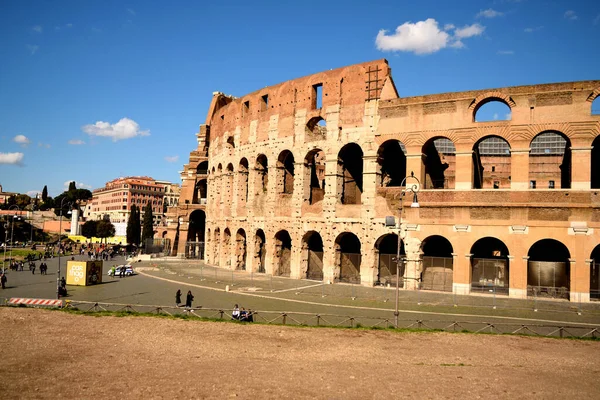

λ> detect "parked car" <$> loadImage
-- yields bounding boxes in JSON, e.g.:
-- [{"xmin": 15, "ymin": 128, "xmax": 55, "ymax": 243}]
[{"xmin": 108, "ymin": 265, "xmax": 135, "ymax": 277}]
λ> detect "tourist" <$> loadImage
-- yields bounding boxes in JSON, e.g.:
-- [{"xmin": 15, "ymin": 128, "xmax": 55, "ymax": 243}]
[
  {"xmin": 175, "ymin": 289, "xmax": 182, "ymax": 307},
  {"xmin": 1, "ymin": 272, "xmax": 7, "ymax": 289},
  {"xmin": 185, "ymin": 290, "xmax": 194, "ymax": 309},
  {"xmin": 232, "ymin": 304, "xmax": 240, "ymax": 320}
]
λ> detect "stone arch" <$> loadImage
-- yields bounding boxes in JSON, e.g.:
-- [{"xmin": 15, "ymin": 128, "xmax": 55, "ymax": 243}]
[
  {"xmin": 421, "ymin": 235, "xmax": 453, "ymax": 292},
  {"xmin": 469, "ymin": 92, "xmax": 516, "ymax": 114},
  {"xmin": 472, "ymin": 135, "xmax": 511, "ymax": 189},
  {"xmin": 529, "ymin": 131, "xmax": 571, "ymax": 189},
  {"xmin": 277, "ymin": 150, "xmax": 295, "ymax": 194},
  {"xmin": 302, "ymin": 231, "xmax": 324, "ymax": 280},
  {"xmin": 254, "ymin": 154, "xmax": 268, "ymax": 195},
  {"xmin": 377, "ymin": 140, "xmax": 407, "ymax": 187},
  {"xmin": 274, "ymin": 230, "xmax": 292, "ymax": 277},
  {"xmin": 470, "ymin": 237, "xmax": 510, "ymax": 294},
  {"xmin": 586, "ymin": 87, "xmax": 600, "ymax": 103},
  {"xmin": 303, "ymin": 148, "xmax": 326, "ymax": 206},
  {"xmin": 590, "ymin": 245, "xmax": 600, "ymax": 300},
  {"xmin": 422, "ymin": 137, "xmax": 456, "ymax": 189},
  {"xmin": 306, "ymin": 116, "xmax": 327, "ymax": 139},
  {"xmin": 337, "ymin": 143, "xmax": 363, "ymax": 204},
  {"xmin": 254, "ymin": 229, "xmax": 266, "ymax": 273},
  {"xmin": 235, "ymin": 228, "xmax": 247, "ymax": 271},
  {"xmin": 213, "ymin": 227, "xmax": 220, "ymax": 265},
  {"xmin": 374, "ymin": 233, "xmax": 405, "ymax": 286},
  {"xmin": 528, "ymin": 239, "xmax": 570, "ymax": 298},
  {"xmin": 187, "ymin": 210, "xmax": 205, "ymax": 242},
  {"xmin": 222, "ymin": 228, "xmax": 232, "ymax": 267},
  {"xmin": 334, "ymin": 232, "xmax": 361, "ymax": 283},
  {"xmin": 238, "ymin": 158, "xmax": 249, "ymax": 206},
  {"xmin": 193, "ymin": 179, "xmax": 207, "ymax": 204},
  {"xmin": 592, "ymin": 136, "xmax": 600, "ymax": 189},
  {"xmin": 196, "ymin": 161, "xmax": 208, "ymax": 175}
]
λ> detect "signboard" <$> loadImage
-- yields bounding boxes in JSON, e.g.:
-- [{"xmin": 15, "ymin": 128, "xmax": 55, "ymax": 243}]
[{"xmin": 66, "ymin": 261, "xmax": 103, "ymax": 286}]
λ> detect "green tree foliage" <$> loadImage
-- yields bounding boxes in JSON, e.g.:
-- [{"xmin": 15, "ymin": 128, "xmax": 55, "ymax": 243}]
[
  {"xmin": 68, "ymin": 181, "xmax": 76, "ymax": 191},
  {"xmin": 52, "ymin": 188, "xmax": 93, "ymax": 217},
  {"xmin": 39, "ymin": 196, "xmax": 53, "ymax": 211},
  {"xmin": 126, "ymin": 205, "xmax": 141, "ymax": 245},
  {"xmin": 3, "ymin": 194, "xmax": 32, "ymax": 210},
  {"xmin": 96, "ymin": 220, "xmax": 115, "ymax": 243},
  {"xmin": 81, "ymin": 220, "xmax": 98, "ymax": 240},
  {"xmin": 142, "ymin": 202, "xmax": 154, "ymax": 242},
  {"xmin": 41, "ymin": 185, "xmax": 48, "ymax": 202}
]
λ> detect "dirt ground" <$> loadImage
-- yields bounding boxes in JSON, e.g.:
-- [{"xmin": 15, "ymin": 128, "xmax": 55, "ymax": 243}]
[{"xmin": 1, "ymin": 308, "xmax": 599, "ymax": 399}]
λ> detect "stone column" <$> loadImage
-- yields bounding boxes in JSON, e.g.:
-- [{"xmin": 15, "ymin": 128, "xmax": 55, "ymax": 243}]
[
  {"xmin": 509, "ymin": 256, "xmax": 528, "ymax": 299},
  {"xmin": 452, "ymin": 253, "xmax": 470, "ymax": 295},
  {"xmin": 510, "ymin": 148, "xmax": 530, "ymax": 190},
  {"xmin": 454, "ymin": 150, "xmax": 474, "ymax": 190},
  {"xmin": 570, "ymin": 147, "xmax": 592, "ymax": 190},
  {"xmin": 403, "ymin": 236, "xmax": 422, "ymax": 290},
  {"xmin": 405, "ymin": 148, "xmax": 424, "ymax": 188}
]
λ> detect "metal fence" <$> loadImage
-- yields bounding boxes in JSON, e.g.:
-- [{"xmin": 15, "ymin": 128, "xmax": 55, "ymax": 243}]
[
  {"xmin": 421, "ymin": 256, "xmax": 453, "ymax": 292},
  {"xmin": 185, "ymin": 241, "xmax": 204, "ymax": 259},
  {"xmin": 4, "ymin": 299, "xmax": 598, "ymax": 339},
  {"xmin": 471, "ymin": 258, "xmax": 509, "ymax": 295}
]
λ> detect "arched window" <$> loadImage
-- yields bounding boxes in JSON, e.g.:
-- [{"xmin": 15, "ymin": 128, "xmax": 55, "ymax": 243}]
[
  {"xmin": 255, "ymin": 154, "xmax": 268, "ymax": 195},
  {"xmin": 274, "ymin": 230, "xmax": 292, "ymax": 277},
  {"xmin": 470, "ymin": 237, "xmax": 509, "ymax": 294},
  {"xmin": 235, "ymin": 229, "xmax": 247, "ymax": 271},
  {"xmin": 421, "ymin": 235, "xmax": 453, "ymax": 292},
  {"xmin": 472, "ymin": 136, "xmax": 511, "ymax": 189},
  {"xmin": 529, "ymin": 131, "xmax": 570, "ymax": 189},
  {"xmin": 306, "ymin": 116, "xmax": 327, "ymax": 140},
  {"xmin": 528, "ymin": 239, "xmax": 570, "ymax": 299},
  {"xmin": 377, "ymin": 140, "xmax": 407, "ymax": 187},
  {"xmin": 303, "ymin": 231, "xmax": 324, "ymax": 280},
  {"xmin": 591, "ymin": 136, "xmax": 600, "ymax": 189},
  {"xmin": 422, "ymin": 137, "xmax": 455, "ymax": 189},
  {"xmin": 238, "ymin": 158, "xmax": 249, "ymax": 205},
  {"xmin": 375, "ymin": 234, "xmax": 404, "ymax": 286},
  {"xmin": 335, "ymin": 232, "xmax": 361, "ymax": 283},
  {"xmin": 592, "ymin": 96, "xmax": 600, "ymax": 115},
  {"xmin": 337, "ymin": 143, "xmax": 363, "ymax": 204},
  {"xmin": 303, "ymin": 149, "xmax": 325, "ymax": 206},
  {"xmin": 277, "ymin": 150, "xmax": 295, "ymax": 194},
  {"xmin": 474, "ymin": 99, "xmax": 512, "ymax": 122}
]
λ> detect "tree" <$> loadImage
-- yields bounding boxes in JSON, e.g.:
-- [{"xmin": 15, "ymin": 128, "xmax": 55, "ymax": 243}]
[
  {"xmin": 81, "ymin": 220, "xmax": 98, "ymax": 241},
  {"xmin": 126, "ymin": 205, "xmax": 141, "ymax": 245},
  {"xmin": 142, "ymin": 202, "xmax": 154, "ymax": 243},
  {"xmin": 68, "ymin": 181, "xmax": 76, "ymax": 191},
  {"xmin": 52, "ymin": 188, "xmax": 92, "ymax": 216},
  {"xmin": 41, "ymin": 185, "xmax": 48, "ymax": 202},
  {"xmin": 96, "ymin": 220, "xmax": 115, "ymax": 244}
]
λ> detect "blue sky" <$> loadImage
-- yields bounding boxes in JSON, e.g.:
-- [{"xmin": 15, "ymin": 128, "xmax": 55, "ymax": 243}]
[{"xmin": 1, "ymin": 0, "xmax": 599, "ymax": 198}]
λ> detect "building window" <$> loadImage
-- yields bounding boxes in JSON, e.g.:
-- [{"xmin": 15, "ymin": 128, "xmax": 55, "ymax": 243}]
[
  {"xmin": 491, "ymin": 166, "xmax": 496, "ymax": 172},
  {"xmin": 530, "ymin": 180, "xmax": 536, "ymax": 189},
  {"xmin": 493, "ymin": 181, "xmax": 500, "ymax": 189},
  {"xmin": 261, "ymin": 94, "xmax": 268, "ymax": 111},
  {"xmin": 548, "ymin": 180, "xmax": 555, "ymax": 189}
]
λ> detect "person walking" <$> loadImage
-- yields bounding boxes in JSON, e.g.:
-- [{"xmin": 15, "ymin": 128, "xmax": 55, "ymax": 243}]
[
  {"xmin": 185, "ymin": 290, "xmax": 194, "ymax": 309},
  {"xmin": 1, "ymin": 272, "xmax": 7, "ymax": 289},
  {"xmin": 175, "ymin": 289, "xmax": 182, "ymax": 307}
]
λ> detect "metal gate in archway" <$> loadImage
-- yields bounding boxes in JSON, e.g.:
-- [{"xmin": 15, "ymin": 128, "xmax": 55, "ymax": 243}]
[
  {"xmin": 339, "ymin": 253, "xmax": 361, "ymax": 284},
  {"xmin": 421, "ymin": 256, "xmax": 453, "ymax": 292},
  {"xmin": 185, "ymin": 241, "xmax": 205, "ymax": 259},
  {"xmin": 307, "ymin": 250, "xmax": 324, "ymax": 280},
  {"xmin": 278, "ymin": 248, "xmax": 291, "ymax": 277}
]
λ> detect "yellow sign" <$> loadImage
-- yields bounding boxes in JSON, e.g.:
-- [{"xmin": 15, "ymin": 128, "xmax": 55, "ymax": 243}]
[{"xmin": 66, "ymin": 261, "xmax": 103, "ymax": 286}]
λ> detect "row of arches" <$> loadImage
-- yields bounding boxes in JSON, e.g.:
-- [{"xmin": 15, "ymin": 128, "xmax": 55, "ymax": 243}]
[
  {"xmin": 203, "ymin": 221, "xmax": 600, "ymax": 299},
  {"xmin": 473, "ymin": 96, "xmax": 600, "ymax": 122}
]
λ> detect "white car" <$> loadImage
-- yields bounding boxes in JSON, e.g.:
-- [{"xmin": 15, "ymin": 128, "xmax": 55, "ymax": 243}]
[{"xmin": 108, "ymin": 265, "xmax": 135, "ymax": 277}]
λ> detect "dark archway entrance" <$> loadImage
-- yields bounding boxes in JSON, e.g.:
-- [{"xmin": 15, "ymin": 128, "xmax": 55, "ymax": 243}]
[
  {"xmin": 303, "ymin": 231, "xmax": 324, "ymax": 280},
  {"xmin": 274, "ymin": 230, "xmax": 292, "ymax": 277},
  {"xmin": 377, "ymin": 140, "xmax": 407, "ymax": 187},
  {"xmin": 421, "ymin": 235, "xmax": 453, "ymax": 292},
  {"xmin": 422, "ymin": 137, "xmax": 455, "ymax": 189},
  {"xmin": 375, "ymin": 234, "xmax": 405, "ymax": 286},
  {"xmin": 304, "ymin": 149, "xmax": 325, "ymax": 206},
  {"xmin": 185, "ymin": 210, "xmax": 205, "ymax": 259},
  {"xmin": 590, "ymin": 245, "xmax": 600, "ymax": 300},
  {"xmin": 235, "ymin": 229, "xmax": 247, "ymax": 271},
  {"xmin": 528, "ymin": 239, "xmax": 570, "ymax": 299},
  {"xmin": 254, "ymin": 229, "xmax": 266, "ymax": 273},
  {"xmin": 591, "ymin": 136, "xmax": 600, "ymax": 189},
  {"xmin": 470, "ymin": 237, "xmax": 509, "ymax": 294},
  {"xmin": 335, "ymin": 232, "xmax": 361, "ymax": 283},
  {"xmin": 337, "ymin": 143, "xmax": 363, "ymax": 204},
  {"xmin": 223, "ymin": 228, "xmax": 231, "ymax": 267}
]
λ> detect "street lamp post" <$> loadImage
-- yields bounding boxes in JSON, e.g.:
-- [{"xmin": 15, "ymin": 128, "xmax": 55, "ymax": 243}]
[
  {"xmin": 393, "ymin": 171, "xmax": 420, "ymax": 328},
  {"xmin": 8, "ymin": 205, "xmax": 21, "ymax": 270},
  {"xmin": 57, "ymin": 198, "xmax": 72, "ymax": 299},
  {"xmin": 2, "ymin": 222, "xmax": 9, "ymax": 273}
]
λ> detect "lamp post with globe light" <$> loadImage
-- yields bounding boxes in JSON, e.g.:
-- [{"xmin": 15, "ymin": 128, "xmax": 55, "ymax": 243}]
[
  {"xmin": 8, "ymin": 205, "xmax": 21, "ymax": 270},
  {"xmin": 57, "ymin": 198, "xmax": 72, "ymax": 299}
]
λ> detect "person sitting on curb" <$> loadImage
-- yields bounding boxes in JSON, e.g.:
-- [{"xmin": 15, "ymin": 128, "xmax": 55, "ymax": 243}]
[{"xmin": 232, "ymin": 304, "xmax": 240, "ymax": 320}]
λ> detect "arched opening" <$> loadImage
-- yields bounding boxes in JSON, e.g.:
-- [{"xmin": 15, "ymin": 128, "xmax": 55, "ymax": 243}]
[
  {"xmin": 305, "ymin": 116, "xmax": 327, "ymax": 140},
  {"xmin": 196, "ymin": 161, "xmax": 208, "ymax": 175},
  {"xmin": 302, "ymin": 231, "xmax": 324, "ymax": 280},
  {"xmin": 235, "ymin": 229, "xmax": 247, "ymax": 271},
  {"xmin": 591, "ymin": 136, "xmax": 600, "ymax": 189},
  {"xmin": 274, "ymin": 230, "xmax": 292, "ymax": 277},
  {"xmin": 422, "ymin": 137, "xmax": 455, "ymax": 189},
  {"xmin": 337, "ymin": 143, "xmax": 363, "ymax": 204},
  {"xmin": 377, "ymin": 140, "xmax": 407, "ymax": 187},
  {"xmin": 238, "ymin": 158, "xmax": 249, "ymax": 205},
  {"xmin": 590, "ymin": 245, "xmax": 600, "ymax": 300},
  {"xmin": 193, "ymin": 179, "xmax": 207, "ymax": 204},
  {"xmin": 303, "ymin": 149, "xmax": 326, "ymax": 206},
  {"xmin": 474, "ymin": 99, "xmax": 512, "ymax": 122},
  {"xmin": 529, "ymin": 131, "xmax": 571, "ymax": 189},
  {"xmin": 527, "ymin": 239, "xmax": 570, "ymax": 299},
  {"xmin": 277, "ymin": 150, "xmax": 295, "ymax": 194},
  {"xmin": 470, "ymin": 237, "xmax": 509, "ymax": 294},
  {"xmin": 592, "ymin": 96, "xmax": 600, "ymax": 115},
  {"xmin": 335, "ymin": 232, "xmax": 361, "ymax": 283},
  {"xmin": 472, "ymin": 136, "xmax": 511, "ymax": 189},
  {"xmin": 375, "ymin": 234, "xmax": 405, "ymax": 286},
  {"xmin": 421, "ymin": 235, "xmax": 453, "ymax": 292},
  {"xmin": 185, "ymin": 211, "xmax": 205, "ymax": 259},
  {"xmin": 255, "ymin": 229, "xmax": 266, "ymax": 273},
  {"xmin": 222, "ymin": 228, "xmax": 232, "ymax": 267},
  {"xmin": 226, "ymin": 164, "xmax": 234, "ymax": 207},
  {"xmin": 212, "ymin": 227, "xmax": 220, "ymax": 265},
  {"xmin": 254, "ymin": 154, "xmax": 268, "ymax": 195}
]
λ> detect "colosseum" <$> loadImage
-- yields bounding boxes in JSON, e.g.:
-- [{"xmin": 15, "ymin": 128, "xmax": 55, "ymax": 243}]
[{"xmin": 165, "ymin": 59, "xmax": 600, "ymax": 302}]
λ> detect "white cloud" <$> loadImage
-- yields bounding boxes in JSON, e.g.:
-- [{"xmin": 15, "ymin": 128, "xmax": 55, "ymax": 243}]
[
  {"xmin": 164, "ymin": 155, "xmax": 179, "ymax": 163},
  {"xmin": 27, "ymin": 190, "xmax": 41, "ymax": 198},
  {"xmin": 476, "ymin": 9, "xmax": 504, "ymax": 18},
  {"xmin": 13, "ymin": 134, "xmax": 31, "ymax": 146},
  {"xmin": 68, "ymin": 139, "xmax": 85, "ymax": 145},
  {"xmin": 0, "ymin": 152, "xmax": 24, "ymax": 165},
  {"xmin": 66, "ymin": 23, "xmax": 73, "ymax": 28},
  {"xmin": 82, "ymin": 118, "xmax": 150, "ymax": 141},
  {"xmin": 37, "ymin": 142, "xmax": 51, "ymax": 149},
  {"xmin": 505, "ymin": 112, "xmax": 512, "ymax": 120},
  {"xmin": 564, "ymin": 10, "xmax": 578, "ymax": 21},
  {"xmin": 27, "ymin": 45, "xmax": 39, "ymax": 55},
  {"xmin": 63, "ymin": 181, "xmax": 92, "ymax": 191},
  {"xmin": 454, "ymin": 23, "xmax": 486, "ymax": 39},
  {"xmin": 375, "ymin": 19, "xmax": 450, "ymax": 55},
  {"xmin": 524, "ymin": 26, "xmax": 543, "ymax": 33},
  {"xmin": 497, "ymin": 50, "xmax": 515, "ymax": 55},
  {"xmin": 32, "ymin": 25, "xmax": 43, "ymax": 33},
  {"xmin": 127, "ymin": 8, "xmax": 136, "ymax": 16},
  {"xmin": 493, "ymin": 113, "xmax": 499, "ymax": 120},
  {"xmin": 443, "ymin": 23, "xmax": 455, "ymax": 31}
]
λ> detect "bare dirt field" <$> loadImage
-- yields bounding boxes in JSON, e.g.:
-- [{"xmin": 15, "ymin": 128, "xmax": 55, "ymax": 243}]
[{"xmin": 1, "ymin": 307, "xmax": 599, "ymax": 399}]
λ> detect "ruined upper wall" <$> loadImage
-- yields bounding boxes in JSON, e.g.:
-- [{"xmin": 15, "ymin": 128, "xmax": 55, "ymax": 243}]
[{"xmin": 205, "ymin": 59, "xmax": 392, "ymax": 142}]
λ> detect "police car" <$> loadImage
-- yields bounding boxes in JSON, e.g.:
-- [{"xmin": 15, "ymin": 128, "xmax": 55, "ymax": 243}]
[{"xmin": 108, "ymin": 265, "xmax": 135, "ymax": 277}]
